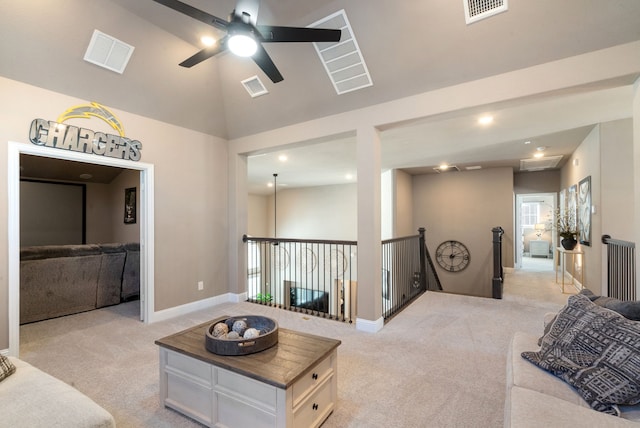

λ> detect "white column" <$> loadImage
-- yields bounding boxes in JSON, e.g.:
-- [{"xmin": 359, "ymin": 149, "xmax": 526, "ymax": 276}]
[
  {"xmin": 228, "ymin": 152, "xmax": 249, "ymax": 299},
  {"xmin": 633, "ymin": 78, "xmax": 640, "ymax": 298},
  {"xmin": 355, "ymin": 125, "xmax": 383, "ymax": 332}
]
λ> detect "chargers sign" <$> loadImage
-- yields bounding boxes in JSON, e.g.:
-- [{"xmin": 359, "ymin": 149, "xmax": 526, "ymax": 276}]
[{"xmin": 29, "ymin": 102, "xmax": 142, "ymax": 161}]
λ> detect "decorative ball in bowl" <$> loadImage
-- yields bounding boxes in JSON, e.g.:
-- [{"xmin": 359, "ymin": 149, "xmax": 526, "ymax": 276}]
[{"xmin": 205, "ymin": 316, "xmax": 278, "ymax": 356}]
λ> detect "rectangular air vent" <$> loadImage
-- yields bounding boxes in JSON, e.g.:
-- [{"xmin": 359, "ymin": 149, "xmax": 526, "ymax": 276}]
[
  {"xmin": 464, "ymin": 0, "xmax": 508, "ymax": 24},
  {"xmin": 84, "ymin": 30, "xmax": 134, "ymax": 74},
  {"xmin": 520, "ymin": 155, "xmax": 563, "ymax": 171},
  {"xmin": 241, "ymin": 76, "xmax": 269, "ymax": 98},
  {"xmin": 309, "ymin": 10, "xmax": 373, "ymax": 95}
]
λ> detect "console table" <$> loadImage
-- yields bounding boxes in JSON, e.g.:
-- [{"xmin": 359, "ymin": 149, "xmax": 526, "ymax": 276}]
[
  {"xmin": 555, "ymin": 247, "xmax": 584, "ymax": 293},
  {"xmin": 155, "ymin": 317, "xmax": 341, "ymax": 428}
]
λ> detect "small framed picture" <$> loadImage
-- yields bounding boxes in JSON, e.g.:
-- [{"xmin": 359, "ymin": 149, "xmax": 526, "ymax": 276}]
[{"xmin": 124, "ymin": 187, "xmax": 136, "ymax": 224}]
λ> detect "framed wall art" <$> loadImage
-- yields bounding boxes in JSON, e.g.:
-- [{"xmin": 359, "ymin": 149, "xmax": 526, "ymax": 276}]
[
  {"xmin": 578, "ymin": 176, "xmax": 591, "ymax": 246},
  {"xmin": 567, "ymin": 184, "xmax": 577, "ymax": 233},
  {"xmin": 124, "ymin": 187, "xmax": 136, "ymax": 224}
]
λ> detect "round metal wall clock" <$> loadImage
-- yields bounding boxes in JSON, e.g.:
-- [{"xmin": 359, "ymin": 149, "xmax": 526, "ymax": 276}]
[{"xmin": 435, "ymin": 240, "xmax": 470, "ymax": 272}]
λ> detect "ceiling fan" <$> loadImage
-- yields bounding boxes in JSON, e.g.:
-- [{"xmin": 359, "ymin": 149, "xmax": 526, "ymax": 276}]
[{"xmin": 153, "ymin": 0, "xmax": 342, "ymax": 83}]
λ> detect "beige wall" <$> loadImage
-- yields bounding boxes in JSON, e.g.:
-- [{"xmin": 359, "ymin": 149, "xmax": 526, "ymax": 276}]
[
  {"xmin": 247, "ymin": 194, "xmax": 269, "ymax": 237},
  {"xmin": 266, "ymin": 184, "xmax": 358, "ymax": 241},
  {"xmin": 412, "ymin": 168, "xmax": 515, "ymax": 297},
  {"xmin": 394, "ymin": 169, "xmax": 414, "ymax": 237},
  {"xmin": 561, "ymin": 126, "xmax": 600, "ymax": 290},
  {"xmin": 0, "ymin": 77, "xmax": 229, "ymax": 349},
  {"xmin": 560, "ymin": 119, "xmax": 635, "ymax": 294}
]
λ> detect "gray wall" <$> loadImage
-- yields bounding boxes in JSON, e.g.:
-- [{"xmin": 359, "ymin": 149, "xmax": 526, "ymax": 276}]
[
  {"xmin": 20, "ymin": 181, "xmax": 84, "ymax": 246},
  {"xmin": 21, "ymin": 169, "xmax": 140, "ymax": 247}
]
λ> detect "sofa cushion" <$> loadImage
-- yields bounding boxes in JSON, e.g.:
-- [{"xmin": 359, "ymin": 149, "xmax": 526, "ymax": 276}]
[
  {"xmin": 522, "ymin": 294, "xmax": 640, "ymax": 416},
  {"xmin": 507, "ymin": 386, "xmax": 640, "ymax": 428},
  {"xmin": 0, "ymin": 355, "xmax": 16, "ymax": 382}
]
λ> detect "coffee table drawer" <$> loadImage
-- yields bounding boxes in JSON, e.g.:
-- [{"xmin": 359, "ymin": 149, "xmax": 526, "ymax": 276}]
[
  {"xmin": 292, "ymin": 352, "xmax": 334, "ymax": 405},
  {"xmin": 293, "ymin": 376, "xmax": 335, "ymax": 428}
]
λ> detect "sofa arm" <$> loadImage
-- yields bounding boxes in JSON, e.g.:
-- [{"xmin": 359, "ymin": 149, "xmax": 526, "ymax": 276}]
[{"xmin": 2, "ymin": 358, "xmax": 115, "ymax": 427}]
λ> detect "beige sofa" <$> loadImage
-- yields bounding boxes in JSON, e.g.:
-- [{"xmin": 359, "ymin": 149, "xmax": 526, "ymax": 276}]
[
  {"xmin": 1, "ymin": 356, "xmax": 115, "ymax": 427},
  {"xmin": 506, "ymin": 331, "xmax": 640, "ymax": 427},
  {"xmin": 505, "ymin": 295, "xmax": 640, "ymax": 427}
]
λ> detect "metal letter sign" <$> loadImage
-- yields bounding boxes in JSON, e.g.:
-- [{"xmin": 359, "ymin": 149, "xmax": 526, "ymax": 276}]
[{"xmin": 29, "ymin": 102, "xmax": 142, "ymax": 161}]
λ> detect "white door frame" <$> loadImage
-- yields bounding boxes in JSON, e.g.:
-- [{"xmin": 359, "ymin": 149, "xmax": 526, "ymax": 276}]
[
  {"xmin": 514, "ymin": 192, "xmax": 557, "ymax": 270},
  {"xmin": 7, "ymin": 141, "xmax": 155, "ymax": 357}
]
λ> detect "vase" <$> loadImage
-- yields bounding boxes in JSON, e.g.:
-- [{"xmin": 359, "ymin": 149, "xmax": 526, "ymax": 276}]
[{"xmin": 561, "ymin": 237, "xmax": 578, "ymax": 250}]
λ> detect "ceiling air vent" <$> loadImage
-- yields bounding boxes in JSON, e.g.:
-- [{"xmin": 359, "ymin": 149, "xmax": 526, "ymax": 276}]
[
  {"xmin": 520, "ymin": 155, "xmax": 563, "ymax": 171},
  {"xmin": 463, "ymin": 0, "xmax": 508, "ymax": 24},
  {"xmin": 241, "ymin": 76, "xmax": 269, "ymax": 98},
  {"xmin": 84, "ymin": 30, "xmax": 134, "ymax": 74},
  {"xmin": 309, "ymin": 10, "xmax": 373, "ymax": 95}
]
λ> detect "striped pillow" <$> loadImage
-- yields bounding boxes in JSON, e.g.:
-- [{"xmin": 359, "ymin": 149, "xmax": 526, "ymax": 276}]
[{"xmin": 0, "ymin": 355, "xmax": 16, "ymax": 382}]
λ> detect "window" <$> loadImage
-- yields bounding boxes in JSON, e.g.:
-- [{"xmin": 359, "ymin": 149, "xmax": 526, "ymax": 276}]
[{"xmin": 521, "ymin": 202, "xmax": 540, "ymax": 228}]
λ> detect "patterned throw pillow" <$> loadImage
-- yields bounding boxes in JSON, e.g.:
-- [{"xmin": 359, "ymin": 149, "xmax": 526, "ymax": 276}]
[
  {"xmin": 522, "ymin": 294, "xmax": 640, "ymax": 416},
  {"xmin": 0, "ymin": 354, "xmax": 16, "ymax": 382}
]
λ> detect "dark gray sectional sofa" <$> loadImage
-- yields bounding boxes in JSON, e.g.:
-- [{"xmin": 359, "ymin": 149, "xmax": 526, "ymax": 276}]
[{"xmin": 20, "ymin": 243, "xmax": 140, "ymax": 324}]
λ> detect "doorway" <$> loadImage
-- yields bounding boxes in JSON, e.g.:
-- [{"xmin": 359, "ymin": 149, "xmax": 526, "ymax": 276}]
[
  {"xmin": 515, "ymin": 193, "xmax": 556, "ymax": 272},
  {"xmin": 7, "ymin": 141, "xmax": 155, "ymax": 357}
]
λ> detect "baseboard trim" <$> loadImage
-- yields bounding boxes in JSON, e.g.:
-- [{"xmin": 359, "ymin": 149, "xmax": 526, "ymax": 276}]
[
  {"xmin": 356, "ymin": 316, "xmax": 384, "ymax": 333},
  {"xmin": 149, "ymin": 293, "xmax": 245, "ymax": 323}
]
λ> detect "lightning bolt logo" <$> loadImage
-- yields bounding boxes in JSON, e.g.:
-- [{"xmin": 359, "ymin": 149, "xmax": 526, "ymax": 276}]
[{"xmin": 57, "ymin": 102, "xmax": 125, "ymax": 137}]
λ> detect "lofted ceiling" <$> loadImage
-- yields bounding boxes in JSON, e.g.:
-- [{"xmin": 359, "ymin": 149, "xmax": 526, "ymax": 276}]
[{"xmin": 3, "ymin": 1, "xmax": 640, "ymax": 193}]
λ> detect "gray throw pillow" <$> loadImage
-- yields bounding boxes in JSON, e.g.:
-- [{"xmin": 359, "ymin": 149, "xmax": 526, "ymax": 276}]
[
  {"xmin": 523, "ymin": 294, "xmax": 640, "ymax": 416},
  {"xmin": 579, "ymin": 288, "xmax": 640, "ymax": 320}
]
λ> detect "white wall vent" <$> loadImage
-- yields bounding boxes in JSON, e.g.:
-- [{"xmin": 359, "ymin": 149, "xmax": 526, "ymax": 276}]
[
  {"xmin": 309, "ymin": 10, "xmax": 373, "ymax": 95},
  {"xmin": 463, "ymin": 0, "xmax": 508, "ymax": 24},
  {"xmin": 520, "ymin": 155, "xmax": 563, "ymax": 171},
  {"xmin": 241, "ymin": 76, "xmax": 269, "ymax": 98},
  {"xmin": 84, "ymin": 30, "xmax": 134, "ymax": 74}
]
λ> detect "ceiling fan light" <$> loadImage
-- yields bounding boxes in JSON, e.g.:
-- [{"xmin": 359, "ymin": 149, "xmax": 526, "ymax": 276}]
[{"xmin": 228, "ymin": 34, "xmax": 257, "ymax": 57}]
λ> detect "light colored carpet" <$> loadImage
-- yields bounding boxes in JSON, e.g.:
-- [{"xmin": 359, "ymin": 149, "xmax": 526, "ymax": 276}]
[{"xmin": 19, "ymin": 268, "xmax": 572, "ymax": 427}]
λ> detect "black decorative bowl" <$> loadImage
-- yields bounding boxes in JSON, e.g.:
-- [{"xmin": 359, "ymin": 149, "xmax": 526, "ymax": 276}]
[{"xmin": 205, "ymin": 316, "xmax": 279, "ymax": 356}]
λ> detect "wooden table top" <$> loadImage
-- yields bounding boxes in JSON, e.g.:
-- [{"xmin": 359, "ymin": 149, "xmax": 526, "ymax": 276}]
[{"xmin": 155, "ymin": 316, "xmax": 341, "ymax": 389}]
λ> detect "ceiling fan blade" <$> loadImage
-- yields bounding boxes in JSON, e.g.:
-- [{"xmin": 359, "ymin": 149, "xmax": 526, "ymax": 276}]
[
  {"xmin": 252, "ymin": 44, "xmax": 283, "ymax": 83},
  {"xmin": 257, "ymin": 26, "xmax": 341, "ymax": 43},
  {"xmin": 179, "ymin": 39, "xmax": 228, "ymax": 68},
  {"xmin": 152, "ymin": 0, "xmax": 229, "ymax": 31},
  {"xmin": 233, "ymin": 0, "xmax": 260, "ymax": 26}
]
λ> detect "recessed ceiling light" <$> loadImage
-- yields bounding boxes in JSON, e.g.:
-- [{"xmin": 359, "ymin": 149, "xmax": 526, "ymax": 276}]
[
  {"xmin": 536, "ymin": 146, "xmax": 547, "ymax": 152},
  {"xmin": 534, "ymin": 152, "xmax": 544, "ymax": 158},
  {"xmin": 79, "ymin": 173, "xmax": 93, "ymax": 180},
  {"xmin": 201, "ymin": 36, "xmax": 216, "ymax": 47},
  {"xmin": 524, "ymin": 140, "xmax": 531, "ymax": 145},
  {"xmin": 278, "ymin": 154, "xmax": 288, "ymax": 162},
  {"xmin": 478, "ymin": 115, "xmax": 493, "ymax": 125},
  {"xmin": 439, "ymin": 163, "xmax": 449, "ymax": 171},
  {"xmin": 267, "ymin": 182, "xmax": 273, "ymax": 187}
]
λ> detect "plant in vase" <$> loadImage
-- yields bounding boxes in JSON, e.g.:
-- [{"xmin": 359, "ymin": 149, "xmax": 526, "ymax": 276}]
[{"xmin": 555, "ymin": 208, "xmax": 578, "ymax": 250}]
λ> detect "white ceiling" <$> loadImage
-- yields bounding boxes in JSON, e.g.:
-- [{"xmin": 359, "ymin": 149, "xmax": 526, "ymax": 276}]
[{"xmin": 3, "ymin": 1, "xmax": 640, "ymax": 194}]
